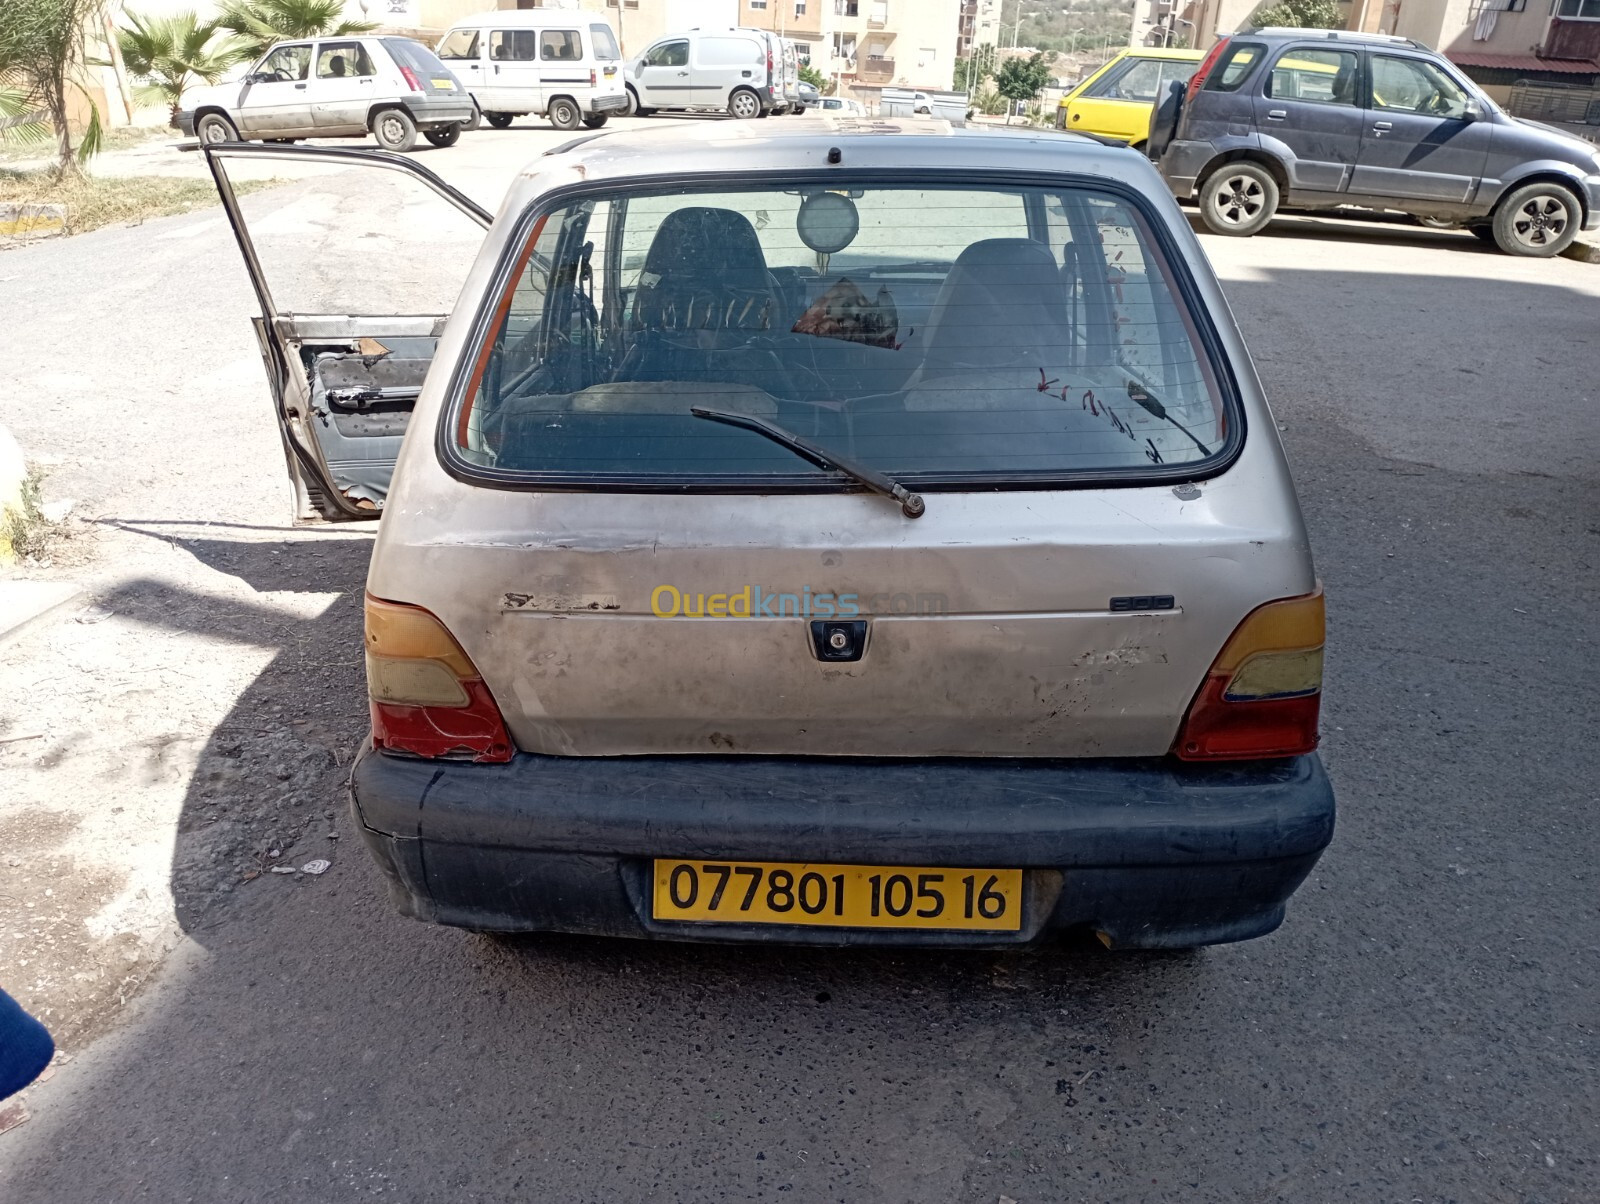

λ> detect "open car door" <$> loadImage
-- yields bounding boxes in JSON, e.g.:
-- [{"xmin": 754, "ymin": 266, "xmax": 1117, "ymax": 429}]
[{"xmin": 205, "ymin": 144, "xmax": 492, "ymax": 521}]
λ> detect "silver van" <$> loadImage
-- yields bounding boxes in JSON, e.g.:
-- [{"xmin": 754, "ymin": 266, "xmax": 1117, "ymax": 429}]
[
  {"xmin": 626, "ymin": 27, "xmax": 787, "ymax": 119},
  {"xmin": 204, "ymin": 121, "xmax": 1335, "ymax": 950},
  {"xmin": 436, "ymin": 10, "xmax": 627, "ymax": 131}
]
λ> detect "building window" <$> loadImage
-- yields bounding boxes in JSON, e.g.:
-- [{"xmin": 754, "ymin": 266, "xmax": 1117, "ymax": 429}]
[
  {"xmin": 605, "ymin": 0, "xmax": 641, "ymax": 8},
  {"xmin": 871, "ymin": 0, "xmax": 888, "ymax": 22},
  {"xmin": 1555, "ymin": 0, "xmax": 1600, "ymax": 15},
  {"xmin": 795, "ymin": 0, "xmax": 807, "ymax": 15},
  {"xmin": 918, "ymin": 46, "xmax": 936, "ymax": 67},
  {"xmin": 750, "ymin": 0, "xmax": 768, "ymax": 8},
  {"xmin": 835, "ymin": 0, "xmax": 859, "ymax": 15},
  {"xmin": 793, "ymin": 40, "xmax": 813, "ymax": 62}
]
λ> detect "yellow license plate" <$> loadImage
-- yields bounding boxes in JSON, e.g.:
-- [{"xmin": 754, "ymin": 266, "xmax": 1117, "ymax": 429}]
[
  {"xmin": 652, "ymin": 860, "xmax": 1023, "ymax": 931},
  {"xmin": 431, "ymin": 78, "xmax": 454, "ymax": 89}
]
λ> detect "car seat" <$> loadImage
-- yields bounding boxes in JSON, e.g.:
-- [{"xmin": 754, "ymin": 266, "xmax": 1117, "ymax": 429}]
[{"xmin": 914, "ymin": 238, "xmax": 1073, "ymax": 371}]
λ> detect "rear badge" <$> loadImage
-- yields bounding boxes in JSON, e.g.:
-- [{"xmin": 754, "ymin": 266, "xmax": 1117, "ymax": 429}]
[
  {"xmin": 1109, "ymin": 595, "xmax": 1176, "ymax": 613},
  {"xmin": 810, "ymin": 619, "xmax": 868, "ymax": 662}
]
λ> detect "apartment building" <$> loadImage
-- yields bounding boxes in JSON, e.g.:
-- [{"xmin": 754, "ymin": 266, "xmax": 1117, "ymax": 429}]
[{"xmin": 737, "ymin": 0, "xmax": 966, "ymax": 92}]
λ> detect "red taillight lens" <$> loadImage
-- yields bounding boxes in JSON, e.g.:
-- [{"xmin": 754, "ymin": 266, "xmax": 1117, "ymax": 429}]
[
  {"xmin": 1173, "ymin": 588, "xmax": 1324, "ymax": 761},
  {"xmin": 1186, "ymin": 36, "xmax": 1230, "ymax": 104},
  {"xmin": 590, "ymin": 67, "xmax": 597, "ymax": 87},
  {"xmin": 767, "ymin": 50, "xmax": 774, "ymax": 79},
  {"xmin": 364, "ymin": 594, "xmax": 514, "ymax": 763},
  {"xmin": 398, "ymin": 64, "xmax": 422, "ymax": 92}
]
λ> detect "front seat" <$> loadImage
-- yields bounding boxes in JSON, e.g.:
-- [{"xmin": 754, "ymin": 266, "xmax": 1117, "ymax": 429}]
[
  {"xmin": 1331, "ymin": 61, "xmax": 1357, "ymax": 106},
  {"xmin": 915, "ymin": 238, "xmax": 1073, "ymax": 371}
]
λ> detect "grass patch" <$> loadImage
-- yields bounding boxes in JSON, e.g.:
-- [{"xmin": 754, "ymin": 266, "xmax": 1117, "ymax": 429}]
[
  {"xmin": 0, "ymin": 169, "xmax": 277, "ymax": 237},
  {"xmin": 2, "ymin": 470, "xmax": 60, "ymax": 563}
]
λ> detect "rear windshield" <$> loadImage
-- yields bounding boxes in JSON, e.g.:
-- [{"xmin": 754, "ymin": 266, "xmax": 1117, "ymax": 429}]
[
  {"xmin": 383, "ymin": 37, "xmax": 451, "ymax": 75},
  {"xmin": 448, "ymin": 181, "xmax": 1232, "ymax": 488},
  {"xmin": 590, "ymin": 24, "xmax": 621, "ymax": 61}
]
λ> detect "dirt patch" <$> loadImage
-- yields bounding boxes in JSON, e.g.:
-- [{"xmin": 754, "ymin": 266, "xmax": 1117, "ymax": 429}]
[{"xmin": 0, "ymin": 170, "xmax": 277, "ymax": 239}]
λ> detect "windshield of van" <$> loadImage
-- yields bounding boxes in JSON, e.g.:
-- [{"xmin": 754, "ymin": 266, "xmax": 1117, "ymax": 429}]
[
  {"xmin": 449, "ymin": 182, "xmax": 1232, "ymax": 487},
  {"xmin": 590, "ymin": 24, "xmax": 621, "ymax": 60}
]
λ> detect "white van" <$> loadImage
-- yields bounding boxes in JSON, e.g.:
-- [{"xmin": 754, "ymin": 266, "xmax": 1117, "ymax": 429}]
[
  {"xmin": 625, "ymin": 27, "xmax": 787, "ymax": 120},
  {"xmin": 436, "ymin": 10, "xmax": 627, "ymax": 131}
]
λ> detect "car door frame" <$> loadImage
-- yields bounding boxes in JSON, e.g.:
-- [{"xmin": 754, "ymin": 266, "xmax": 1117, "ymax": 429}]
[
  {"xmin": 236, "ymin": 42, "xmax": 317, "ymax": 136},
  {"xmin": 1349, "ymin": 50, "xmax": 1496, "ymax": 207},
  {"xmin": 1253, "ymin": 43, "xmax": 1367, "ymax": 196},
  {"xmin": 203, "ymin": 142, "xmax": 492, "ymax": 521},
  {"xmin": 307, "ymin": 38, "xmax": 379, "ymax": 134},
  {"xmin": 634, "ymin": 37, "xmax": 693, "ymax": 109}
]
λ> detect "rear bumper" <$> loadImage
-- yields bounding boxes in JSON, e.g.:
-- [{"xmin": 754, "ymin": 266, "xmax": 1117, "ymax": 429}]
[
  {"xmin": 589, "ymin": 92, "xmax": 629, "ymax": 114},
  {"xmin": 350, "ymin": 747, "xmax": 1335, "ymax": 949},
  {"xmin": 406, "ymin": 96, "xmax": 477, "ymax": 127}
]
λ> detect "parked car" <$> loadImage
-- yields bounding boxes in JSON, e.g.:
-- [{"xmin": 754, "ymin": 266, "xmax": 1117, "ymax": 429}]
[
  {"xmin": 818, "ymin": 96, "xmax": 867, "ymax": 116},
  {"xmin": 1057, "ymin": 47, "xmax": 1203, "ymax": 150},
  {"xmin": 203, "ymin": 121, "xmax": 1335, "ymax": 950},
  {"xmin": 626, "ymin": 27, "xmax": 788, "ymax": 119},
  {"xmin": 796, "ymin": 80, "xmax": 820, "ymax": 112},
  {"xmin": 176, "ymin": 36, "xmax": 474, "ymax": 151},
  {"xmin": 434, "ymin": 10, "xmax": 627, "ymax": 131},
  {"xmin": 1153, "ymin": 28, "xmax": 1600, "ymax": 256}
]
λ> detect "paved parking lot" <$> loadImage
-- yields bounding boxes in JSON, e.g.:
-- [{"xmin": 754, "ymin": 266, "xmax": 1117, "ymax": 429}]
[{"xmin": 1, "ymin": 119, "xmax": 1596, "ymax": 1202}]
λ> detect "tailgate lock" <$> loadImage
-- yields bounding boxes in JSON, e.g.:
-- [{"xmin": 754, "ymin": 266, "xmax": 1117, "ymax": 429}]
[{"xmin": 810, "ymin": 620, "xmax": 868, "ymax": 663}]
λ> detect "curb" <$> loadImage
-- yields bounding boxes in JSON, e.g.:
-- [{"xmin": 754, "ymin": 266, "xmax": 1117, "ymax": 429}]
[
  {"xmin": 0, "ymin": 581, "xmax": 85, "ymax": 647},
  {"xmin": 1560, "ymin": 236, "xmax": 1600, "ymax": 264},
  {"xmin": 0, "ymin": 202, "xmax": 66, "ymax": 242},
  {"xmin": 0, "ymin": 423, "xmax": 24, "ymax": 564}
]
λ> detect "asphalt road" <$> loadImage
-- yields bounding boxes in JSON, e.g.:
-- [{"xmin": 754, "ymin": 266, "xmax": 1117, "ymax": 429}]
[{"xmin": 1, "ymin": 118, "xmax": 1597, "ymax": 1203}]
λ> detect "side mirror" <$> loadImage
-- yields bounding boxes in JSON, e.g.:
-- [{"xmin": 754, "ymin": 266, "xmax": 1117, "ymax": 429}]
[{"xmin": 1463, "ymin": 97, "xmax": 1484, "ymax": 121}]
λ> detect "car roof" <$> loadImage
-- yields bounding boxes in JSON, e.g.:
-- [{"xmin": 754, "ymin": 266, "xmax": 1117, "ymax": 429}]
[
  {"xmin": 448, "ymin": 10, "xmax": 612, "ymax": 29},
  {"xmin": 1122, "ymin": 48, "xmax": 1206, "ymax": 61},
  {"xmin": 513, "ymin": 118, "xmax": 1149, "ymax": 204}
]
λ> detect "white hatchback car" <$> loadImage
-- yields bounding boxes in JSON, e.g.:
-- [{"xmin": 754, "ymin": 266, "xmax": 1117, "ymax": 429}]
[
  {"xmin": 177, "ymin": 36, "xmax": 475, "ymax": 151},
  {"xmin": 205, "ymin": 120, "xmax": 1334, "ymax": 950}
]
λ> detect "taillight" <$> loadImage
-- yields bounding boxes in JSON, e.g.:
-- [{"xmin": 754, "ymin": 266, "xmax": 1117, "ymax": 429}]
[
  {"xmin": 1173, "ymin": 588, "xmax": 1324, "ymax": 761},
  {"xmin": 767, "ymin": 49, "xmax": 774, "ymax": 79},
  {"xmin": 364, "ymin": 594, "xmax": 514, "ymax": 762},
  {"xmin": 1186, "ymin": 36, "xmax": 1230, "ymax": 104},
  {"xmin": 589, "ymin": 67, "xmax": 597, "ymax": 87},
  {"xmin": 398, "ymin": 64, "xmax": 422, "ymax": 92}
]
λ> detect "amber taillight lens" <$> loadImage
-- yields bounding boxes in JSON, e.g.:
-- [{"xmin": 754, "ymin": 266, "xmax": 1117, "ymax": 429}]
[
  {"xmin": 364, "ymin": 594, "xmax": 514, "ymax": 763},
  {"xmin": 1173, "ymin": 588, "xmax": 1324, "ymax": 761}
]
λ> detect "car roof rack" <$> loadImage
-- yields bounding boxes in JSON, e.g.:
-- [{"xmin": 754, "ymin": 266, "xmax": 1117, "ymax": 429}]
[{"xmin": 1238, "ymin": 27, "xmax": 1430, "ymax": 51}]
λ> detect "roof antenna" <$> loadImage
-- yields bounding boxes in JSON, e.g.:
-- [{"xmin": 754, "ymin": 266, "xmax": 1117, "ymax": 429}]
[{"xmin": 827, "ymin": 146, "xmax": 842, "ymax": 164}]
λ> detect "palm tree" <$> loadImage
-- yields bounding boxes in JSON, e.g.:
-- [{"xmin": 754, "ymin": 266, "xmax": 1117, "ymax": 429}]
[
  {"xmin": 217, "ymin": 0, "xmax": 376, "ymax": 61},
  {"xmin": 117, "ymin": 10, "xmax": 244, "ymax": 122}
]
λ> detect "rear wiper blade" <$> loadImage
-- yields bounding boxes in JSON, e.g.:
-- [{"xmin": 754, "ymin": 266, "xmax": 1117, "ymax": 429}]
[
  {"xmin": 689, "ymin": 406, "xmax": 925, "ymax": 519},
  {"xmin": 1126, "ymin": 381, "xmax": 1213, "ymax": 457}
]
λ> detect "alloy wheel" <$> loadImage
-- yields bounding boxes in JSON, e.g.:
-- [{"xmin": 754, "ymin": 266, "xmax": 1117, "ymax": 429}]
[
  {"xmin": 1216, "ymin": 174, "xmax": 1265, "ymax": 226},
  {"xmin": 1511, "ymin": 194, "xmax": 1571, "ymax": 251}
]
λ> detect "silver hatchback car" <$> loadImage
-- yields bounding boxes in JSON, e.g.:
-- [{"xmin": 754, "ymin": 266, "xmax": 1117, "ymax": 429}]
[{"xmin": 207, "ymin": 120, "xmax": 1334, "ymax": 949}]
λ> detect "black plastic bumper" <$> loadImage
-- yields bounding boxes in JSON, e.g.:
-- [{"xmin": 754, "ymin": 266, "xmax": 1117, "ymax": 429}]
[
  {"xmin": 350, "ymin": 747, "xmax": 1335, "ymax": 949},
  {"xmin": 407, "ymin": 97, "xmax": 477, "ymax": 127}
]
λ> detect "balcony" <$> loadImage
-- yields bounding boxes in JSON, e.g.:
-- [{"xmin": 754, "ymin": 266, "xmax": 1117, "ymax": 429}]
[{"xmin": 859, "ymin": 55, "xmax": 896, "ymax": 81}]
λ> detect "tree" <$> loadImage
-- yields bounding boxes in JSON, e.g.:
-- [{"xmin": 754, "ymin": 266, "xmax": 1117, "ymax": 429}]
[
  {"xmin": 117, "ymin": 10, "xmax": 243, "ymax": 121},
  {"xmin": 798, "ymin": 62, "xmax": 826, "ymax": 91},
  {"xmin": 1249, "ymin": 0, "xmax": 1343, "ymax": 28},
  {"xmin": 0, "ymin": 0, "xmax": 109, "ymax": 175},
  {"xmin": 994, "ymin": 52, "xmax": 1051, "ymax": 105},
  {"xmin": 953, "ymin": 42, "xmax": 997, "ymax": 93},
  {"xmin": 216, "ymin": 0, "xmax": 375, "ymax": 61}
]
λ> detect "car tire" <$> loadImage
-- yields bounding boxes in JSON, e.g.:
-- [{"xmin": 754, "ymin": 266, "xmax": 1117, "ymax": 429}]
[
  {"xmin": 582, "ymin": 113, "xmax": 609, "ymax": 129},
  {"xmin": 728, "ymin": 88, "xmax": 761, "ymax": 120},
  {"xmin": 371, "ymin": 107, "xmax": 418, "ymax": 152},
  {"xmin": 627, "ymin": 86, "xmax": 656, "ymax": 118},
  {"xmin": 548, "ymin": 97, "xmax": 582, "ymax": 130},
  {"xmin": 264, "ymin": 137, "xmax": 299, "ymax": 145},
  {"xmin": 1198, "ymin": 163, "xmax": 1279, "ymax": 237},
  {"xmin": 1491, "ymin": 181, "xmax": 1581, "ymax": 258},
  {"xmin": 423, "ymin": 123, "xmax": 462, "ymax": 148},
  {"xmin": 463, "ymin": 105, "xmax": 482, "ymax": 132},
  {"xmin": 483, "ymin": 111, "xmax": 514, "ymax": 129},
  {"xmin": 196, "ymin": 111, "xmax": 239, "ymax": 146}
]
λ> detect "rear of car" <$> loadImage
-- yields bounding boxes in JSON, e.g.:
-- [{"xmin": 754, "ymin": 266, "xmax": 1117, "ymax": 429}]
[
  {"xmin": 380, "ymin": 38, "xmax": 475, "ymax": 139},
  {"xmin": 336, "ymin": 123, "xmax": 1334, "ymax": 950}
]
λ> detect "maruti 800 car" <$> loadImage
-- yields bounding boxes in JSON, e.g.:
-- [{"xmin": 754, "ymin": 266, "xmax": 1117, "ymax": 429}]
[{"xmin": 204, "ymin": 119, "xmax": 1335, "ymax": 950}]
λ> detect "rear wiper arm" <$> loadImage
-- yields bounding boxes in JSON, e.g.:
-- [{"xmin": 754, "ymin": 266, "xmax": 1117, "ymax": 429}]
[
  {"xmin": 1126, "ymin": 381, "xmax": 1213, "ymax": 457},
  {"xmin": 689, "ymin": 406, "xmax": 925, "ymax": 519}
]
